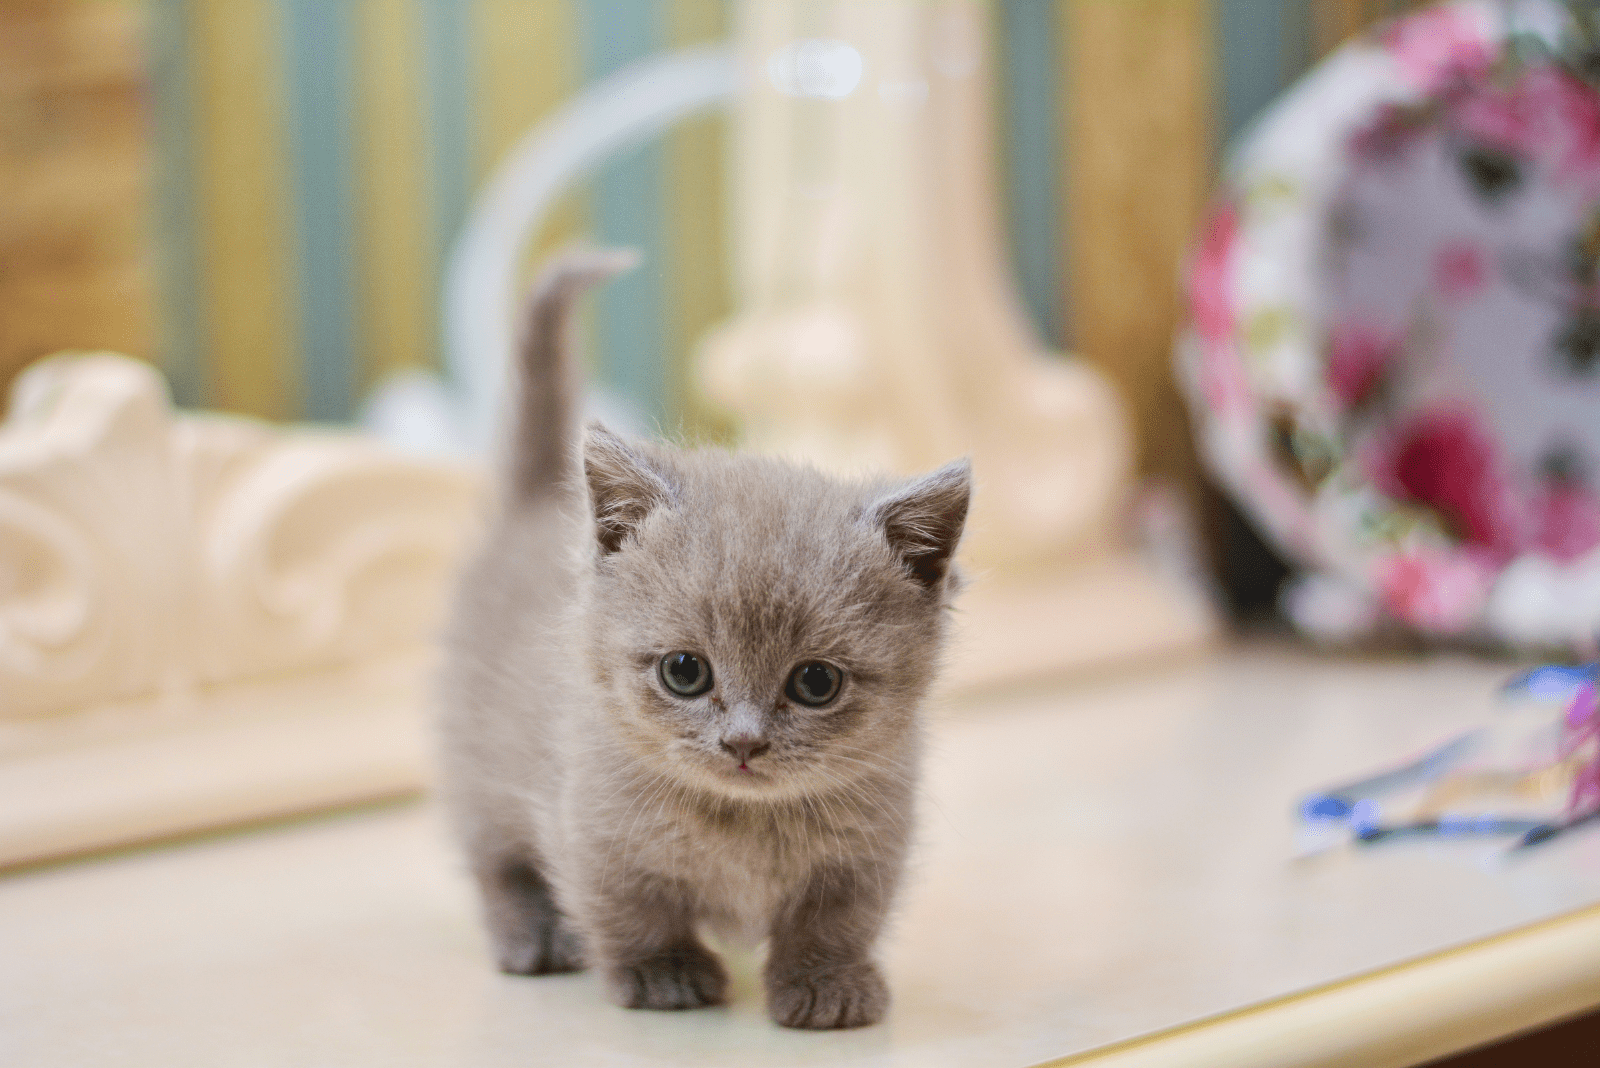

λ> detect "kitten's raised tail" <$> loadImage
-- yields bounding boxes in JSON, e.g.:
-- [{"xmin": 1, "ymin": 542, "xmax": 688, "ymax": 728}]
[{"xmin": 509, "ymin": 247, "xmax": 640, "ymax": 502}]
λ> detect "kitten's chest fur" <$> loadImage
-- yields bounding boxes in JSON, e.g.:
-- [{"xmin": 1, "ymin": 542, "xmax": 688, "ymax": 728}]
[{"xmin": 566, "ymin": 750, "xmax": 909, "ymax": 945}]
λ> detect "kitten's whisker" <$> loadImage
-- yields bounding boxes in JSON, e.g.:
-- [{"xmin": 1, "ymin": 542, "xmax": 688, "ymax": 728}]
[
  {"xmin": 617, "ymin": 773, "xmax": 677, "ymax": 868},
  {"xmin": 806, "ymin": 766, "xmax": 892, "ymax": 869},
  {"xmin": 589, "ymin": 760, "xmax": 661, "ymax": 823},
  {"xmin": 821, "ymin": 751, "xmax": 918, "ymax": 793},
  {"xmin": 824, "ymin": 744, "xmax": 946, "ymax": 825},
  {"xmin": 802, "ymin": 753, "xmax": 914, "ymax": 821},
  {"xmin": 598, "ymin": 766, "xmax": 673, "ymax": 892}
]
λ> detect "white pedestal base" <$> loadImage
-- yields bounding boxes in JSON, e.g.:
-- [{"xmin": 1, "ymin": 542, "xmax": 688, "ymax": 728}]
[
  {"xmin": 0, "ymin": 649, "xmax": 432, "ymax": 870},
  {"xmin": 942, "ymin": 553, "xmax": 1219, "ymax": 697}
]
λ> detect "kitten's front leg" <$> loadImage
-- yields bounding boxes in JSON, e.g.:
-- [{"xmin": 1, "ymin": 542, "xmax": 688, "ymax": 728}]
[
  {"xmin": 474, "ymin": 856, "xmax": 586, "ymax": 975},
  {"xmin": 587, "ymin": 870, "xmax": 728, "ymax": 1011},
  {"xmin": 765, "ymin": 864, "xmax": 895, "ymax": 1029}
]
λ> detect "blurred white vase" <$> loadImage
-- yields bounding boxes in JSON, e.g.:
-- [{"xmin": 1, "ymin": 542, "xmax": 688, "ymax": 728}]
[{"xmin": 698, "ymin": 0, "xmax": 1218, "ymax": 687}]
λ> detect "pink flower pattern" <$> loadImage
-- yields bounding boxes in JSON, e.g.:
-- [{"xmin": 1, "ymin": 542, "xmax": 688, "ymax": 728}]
[
  {"xmin": 1533, "ymin": 484, "xmax": 1600, "ymax": 562},
  {"xmin": 1188, "ymin": 203, "xmax": 1251, "ymax": 414},
  {"xmin": 1431, "ymin": 242, "xmax": 1489, "ymax": 300},
  {"xmin": 1376, "ymin": 549, "xmax": 1494, "ymax": 632},
  {"xmin": 1182, "ymin": 1, "xmax": 1600, "ymax": 644},
  {"xmin": 1374, "ymin": 409, "xmax": 1525, "ymax": 559},
  {"xmin": 1456, "ymin": 66, "xmax": 1600, "ymax": 191},
  {"xmin": 1190, "ymin": 204, "xmax": 1238, "ymax": 346},
  {"xmin": 1381, "ymin": 5, "xmax": 1492, "ymax": 93},
  {"xmin": 1326, "ymin": 324, "xmax": 1397, "ymax": 405},
  {"xmin": 1369, "ymin": 409, "xmax": 1600, "ymax": 567}
]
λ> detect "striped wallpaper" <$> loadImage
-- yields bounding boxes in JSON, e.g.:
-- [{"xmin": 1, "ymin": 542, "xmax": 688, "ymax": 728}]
[{"xmin": 149, "ymin": 0, "xmax": 1408, "ymax": 440}]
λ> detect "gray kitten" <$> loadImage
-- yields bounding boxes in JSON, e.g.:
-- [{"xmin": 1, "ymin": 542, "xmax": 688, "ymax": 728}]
[{"xmin": 438, "ymin": 250, "xmax": 970, "ymax": 1030}]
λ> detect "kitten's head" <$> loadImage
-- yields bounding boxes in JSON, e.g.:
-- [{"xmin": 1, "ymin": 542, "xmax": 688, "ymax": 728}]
[{"xmin": 579, "ymin": 424, "xmax": 970, "ymax": 800}]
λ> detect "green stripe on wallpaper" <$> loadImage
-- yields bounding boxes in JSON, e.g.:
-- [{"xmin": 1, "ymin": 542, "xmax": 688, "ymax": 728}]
[
  {"xmin": 583, "ymin": 0, "xmax": 669, "ymax": 432},
  {"xmin": 149, "ymin": 0, "xmax": 1330, "ymax": 433},
  {"xmin": 1217, "ymin": 0, "xmax": 1313, "ymax": 146},
  {"xmin": 998, "ymin": 0, "xmax": 1063, "ymax": 349},
  {"xmin": 419, "ymin": 0, "xmax": 477, "ymax": 351},
  {"xmin": 148, "ymin": 0, "xmax": 205, "ymax": 408},
  {"xmin": 281, "ymin": 0, "xmax": 358, "ymax": 421},
  {"xmin": 473, "ymin": 0, "xmax": 584, "ymax": 271},
  {"xmin": 1280, "ymin": 0, "xmax": 1312, "ymax": 97},
  {"xmin": 665, "ymin": 0, "xmax": 731, "ymax": 437}
]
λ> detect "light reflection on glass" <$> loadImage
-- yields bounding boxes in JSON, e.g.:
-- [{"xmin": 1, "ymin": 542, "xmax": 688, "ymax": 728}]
[{"xmin": 766, "ymin": 38, "xmax": 864, "ymax": 100}]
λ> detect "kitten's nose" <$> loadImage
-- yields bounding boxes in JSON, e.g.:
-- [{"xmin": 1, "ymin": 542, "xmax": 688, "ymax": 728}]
[{"xmin": 720, "ymin": 733, "xmax": 770, "ymax": 765}]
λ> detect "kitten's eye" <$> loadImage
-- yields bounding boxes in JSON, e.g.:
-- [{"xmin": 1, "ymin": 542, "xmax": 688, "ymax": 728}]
[
  {"xmin": 660, "ymin": 652, "xmax": 713, "ymax": 697},
  {"xmin": 786, "ymin": 661, "xmax": 842, "ymax": 707}
]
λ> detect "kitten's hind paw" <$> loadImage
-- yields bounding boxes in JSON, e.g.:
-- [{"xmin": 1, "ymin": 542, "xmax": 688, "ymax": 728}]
[
  {"xmin": 768, "ymin": 960, "xmax": 889, "ymax": 1029},
  {"xmin": 607, "ymin": 944, "xmax": 728, "ymax": 1010},
  {"xmin": 494, "ymin": 920, "xmax": 585, "ymax": 975}
]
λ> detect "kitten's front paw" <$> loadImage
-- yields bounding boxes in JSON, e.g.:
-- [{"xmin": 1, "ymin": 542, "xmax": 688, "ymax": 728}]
[
  {"xmin": 494, "ymin": 918, "xmax": 585, "ymax": 975},
  {"xmin": 767, "ymin": 960, "xmax": 889, "ymax": 1029},
  {"xmin": 607, "ymin": 944, "xmax": 728, "ymax": 1010}
]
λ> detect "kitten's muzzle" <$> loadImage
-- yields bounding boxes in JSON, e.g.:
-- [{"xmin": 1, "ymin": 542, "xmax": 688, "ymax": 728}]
[{"xmin": 720, "ymin": 733, "xmax": 770, "ymax": 769}]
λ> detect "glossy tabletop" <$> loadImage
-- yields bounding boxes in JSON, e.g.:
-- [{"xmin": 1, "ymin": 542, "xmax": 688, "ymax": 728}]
[{"xmin": 5, "ymin": 642, "xmax": 1599, "ymax": 1067}]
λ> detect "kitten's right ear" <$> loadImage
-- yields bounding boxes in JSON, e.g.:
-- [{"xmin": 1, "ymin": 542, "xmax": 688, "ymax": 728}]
[{"xmin": 582, "ymin": 423, "xmax": 674, "ymax": 555}]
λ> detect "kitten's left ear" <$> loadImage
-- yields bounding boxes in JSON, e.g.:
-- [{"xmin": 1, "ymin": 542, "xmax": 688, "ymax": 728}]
[
  {"xmin": 583, "ymin": 423, "xmax": 675, "ymax": 555},
  {"xmin": 865, "ymin": 459, "xmax": 972, "ymax": 590}
]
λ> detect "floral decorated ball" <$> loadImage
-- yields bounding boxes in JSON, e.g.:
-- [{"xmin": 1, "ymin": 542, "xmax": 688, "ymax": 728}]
[{"xmin": 1180, "ymin": 0, "xmax": 1600, "ymax": 651}]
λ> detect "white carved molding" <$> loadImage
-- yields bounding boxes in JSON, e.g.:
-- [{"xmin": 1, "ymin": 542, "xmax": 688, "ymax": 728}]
[{"xmin": 0, "ymin": 354, "xmax": 481, "ymax": 867}]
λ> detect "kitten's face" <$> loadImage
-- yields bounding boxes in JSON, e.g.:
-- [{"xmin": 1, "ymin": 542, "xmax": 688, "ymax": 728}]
[{"xmin": 580, "ymin": 429, "xmax": 968, "ymax": 800}]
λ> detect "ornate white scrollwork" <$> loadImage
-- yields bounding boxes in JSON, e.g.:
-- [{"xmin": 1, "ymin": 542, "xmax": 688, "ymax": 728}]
[{"xmin": 0, "ymin": 353, "xmax": 482, "ymax": 723}]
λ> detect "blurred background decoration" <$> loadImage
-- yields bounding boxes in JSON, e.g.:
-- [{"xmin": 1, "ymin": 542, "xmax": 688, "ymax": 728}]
[
  {"xmin": 2, "ymin": 0, "xmax": 1457, "ymax": 865},
  {"xmin": 8, "ymin": 0, "xmax": 1598, "ymax": 862},
  {"xmin": 2, "ymin": 0, "xmax": 1440, "ymax": 487},
  {"xmin": 1181, "ymin": 0, "xmax": 1600, "ymax": 654},
  {"xmin": 691, "ymin": 0, "xmax": 1220, "ymax": 686},
  {"xmin": 0, "ymin": 351, "xmax": 478, "ymax": 867},
  {"xmin": 2, "ymin": 1, "xmax": 157, "ymax": 398}
]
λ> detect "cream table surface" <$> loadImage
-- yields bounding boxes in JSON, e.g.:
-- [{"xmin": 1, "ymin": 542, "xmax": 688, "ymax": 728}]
[{"xmin": 4, "ymin": 642, "xmax": 1600, "ymax": 1068}]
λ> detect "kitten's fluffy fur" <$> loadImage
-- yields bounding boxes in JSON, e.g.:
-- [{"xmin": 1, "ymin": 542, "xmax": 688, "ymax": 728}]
[{"xmin": 438, "ymin": 250, "xmax": 970, "ymax": 1029}]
